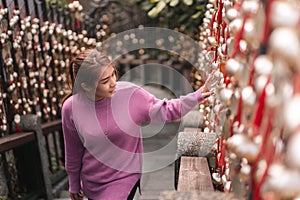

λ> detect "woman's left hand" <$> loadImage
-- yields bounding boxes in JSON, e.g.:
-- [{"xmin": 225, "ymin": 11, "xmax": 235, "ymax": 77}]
[{"xmin": 70, "ymin": 190, "xmax": 84, "ymax": 200}]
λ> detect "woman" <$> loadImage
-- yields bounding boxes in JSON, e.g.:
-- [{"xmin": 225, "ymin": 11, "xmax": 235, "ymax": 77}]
[{"xmin": 62, "ymin": 48, "xmax": 216, "ymax": 200}]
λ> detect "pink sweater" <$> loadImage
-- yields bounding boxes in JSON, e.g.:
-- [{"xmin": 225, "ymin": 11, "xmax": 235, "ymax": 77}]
[{"xmin": 62, "ymin": 81, "xmax": 204, "ymax": 199}]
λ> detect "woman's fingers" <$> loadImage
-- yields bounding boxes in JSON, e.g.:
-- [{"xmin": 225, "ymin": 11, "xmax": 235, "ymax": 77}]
[
  {"xmin": 204, "ymin": 70, "xmax": 223, "ymax": 92},
  {"xmin": 78, "ymin": 190, "xmax": 84, "ymax": 199},
  {"xmin": 70, "ymin": 193, "xmax": 77, "ymax": 200},
  {"xmin": 201, "ymin": 91, "xmax": 212, "ymax": 99},
  {"xmin": 70, "ymin": 192, "xmax": 84, "ymax": 200}
]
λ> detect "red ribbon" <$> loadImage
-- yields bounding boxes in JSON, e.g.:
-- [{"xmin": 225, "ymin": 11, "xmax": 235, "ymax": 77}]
[
  {"xmin": 15, "ymin": 123, "xmax": 23, "ymax": 133},
  {"xmin": 253, "ymin": 78, "xmax": 269, "ymax": 128}
]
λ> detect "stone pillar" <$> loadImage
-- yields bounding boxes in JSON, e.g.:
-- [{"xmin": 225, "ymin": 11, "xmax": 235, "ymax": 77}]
[
  {"xmin": 0, "ymin": 160, "xmax": 8, "ymax": 199},
  {"xmin": 13, "ymin": 115, "xmax": 53, "ymax": 200}
]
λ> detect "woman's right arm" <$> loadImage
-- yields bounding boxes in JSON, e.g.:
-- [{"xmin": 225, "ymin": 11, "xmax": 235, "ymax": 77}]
[{"xmin": 62, "ymin": 98, "xmax": 85, "ymax": 197}]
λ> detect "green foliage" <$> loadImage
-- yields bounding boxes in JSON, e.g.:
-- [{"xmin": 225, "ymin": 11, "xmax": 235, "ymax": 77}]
[
  {"xmin": 129, "ymin": 0, "xmax": 208, "ymax": 37},
  {"xmin": 45, "ymin": 0, "xmax": 71, "ymax": 4},
  {"xmin": 44, "ymin": 0, "xmax": 72, "ymax": 11}
]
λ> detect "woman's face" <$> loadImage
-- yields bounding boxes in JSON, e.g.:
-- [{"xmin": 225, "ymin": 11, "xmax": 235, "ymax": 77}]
[{"xmin": 94, "ymin": 63, "xmax": 117, "ymax": 101}]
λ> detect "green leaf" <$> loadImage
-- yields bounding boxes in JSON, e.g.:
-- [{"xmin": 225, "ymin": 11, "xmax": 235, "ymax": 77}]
[
  {"xmin": 185, "ymin": 25, "xmax": 195, "ymax": 34},
  {"xmin": 165, "ymin": 9, "xmax": 175, "ymax": 18},
  {"xmin": 183, "ymin": 0, "xmax": 193, "ymax": 6},
  {"xmin": 169, "ymin": 0, "xmax": 179, "ymax": 7},
  {"xmin": 156, "ymin": 1, "xmax": 167, "ymax": 11},
  {"xmin": 141, "ymin": 1, "xmax": 155, "ymax": 11},
  {"xmin": 191, "ymin": 11, "xmax": 201, "ymax": 19},
  {"xmin": 196, "ymin": 5, "xmax": 205, "ymax": 10},
  {"xmin": 178, "ymin": 13, "xmax": 189, "ymax": 22},
  {"xmin": 150, "ymin": 0, "xmax": 160, "ymax": 3},
  {"xmin": 148, "ymin": 1, "xmax": 167, "ymax": 18}
]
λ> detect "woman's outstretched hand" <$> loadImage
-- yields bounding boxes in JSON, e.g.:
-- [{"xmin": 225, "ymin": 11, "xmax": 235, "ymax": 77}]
[{"xmin": 200, "ymin": 70, "xmax": 223, "ymax": 98}]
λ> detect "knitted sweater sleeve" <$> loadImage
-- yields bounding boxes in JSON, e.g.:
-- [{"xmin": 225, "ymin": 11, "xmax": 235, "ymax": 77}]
[
  {"xmin": 130, "ymin": 86, "xmax": 205, "ymax": 123},
  {"xmin": 61, "ymin": 97, "xmax": 84, "ymax": 193}
]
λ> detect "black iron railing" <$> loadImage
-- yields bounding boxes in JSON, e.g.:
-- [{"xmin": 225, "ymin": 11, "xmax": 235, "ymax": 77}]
[{"xmin": 0, "ymin": 0, "xmax": 98, "ymax": 199}]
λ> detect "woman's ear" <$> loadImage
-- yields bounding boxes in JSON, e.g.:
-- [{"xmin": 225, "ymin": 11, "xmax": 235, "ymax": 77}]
[{"xmin": 80, "ymin": 82, "xmax": 91, "ymax": 92}]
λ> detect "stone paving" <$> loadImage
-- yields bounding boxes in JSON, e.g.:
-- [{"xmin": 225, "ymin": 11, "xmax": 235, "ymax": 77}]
[{"xmin": 134, "ymin": 123, "xmax": 179, "ymax": 200}]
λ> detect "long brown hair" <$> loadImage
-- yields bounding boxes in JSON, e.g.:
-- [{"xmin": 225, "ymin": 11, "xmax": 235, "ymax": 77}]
[{"xmin": 63, "ymin": 48, "xmax": 116, "ymax": 104}]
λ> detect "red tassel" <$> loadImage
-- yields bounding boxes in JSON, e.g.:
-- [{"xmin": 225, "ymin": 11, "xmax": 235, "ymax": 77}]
[
  {"xmin": 15, "ymin": 123, "xmax": 23, "ymax": 133},
  {"xmin": 253, "ymin": 79, "xmax": 269, "ymax": 127},
  {"xmin": 252, "ymin": 110, "xmax": 274, "ymax": 200},
  {"xmin": 222, "ymin": 21, "xmax": 227, "ymax": 43},
  {"xmin": 217, "ymin": 138, "xmax": 225, "ymax": 171},
  {"xmin": 248, "ymin": 53, "xmax": 258, "ymax": 87},
  {"xmin": 217, "ymin": 0, "xmax": 223, "ymax": 25},
  {"xmin": 261, "ymin": 0, "xmax": 274, "ymax": 45},
  {"xmin": 293, "ymin": 72, "xmax": 300, "ymax": 94},
  {"xmin": 209, "ymin": 12, "xmax": 217, "ymax": 36},
  {"xmin": 234, "ymin": 97, "xmax": 243, "ymax": 126},
  {"xmin": 229, "ymin": 15, "xmax": 248, "ymax": 59}
]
